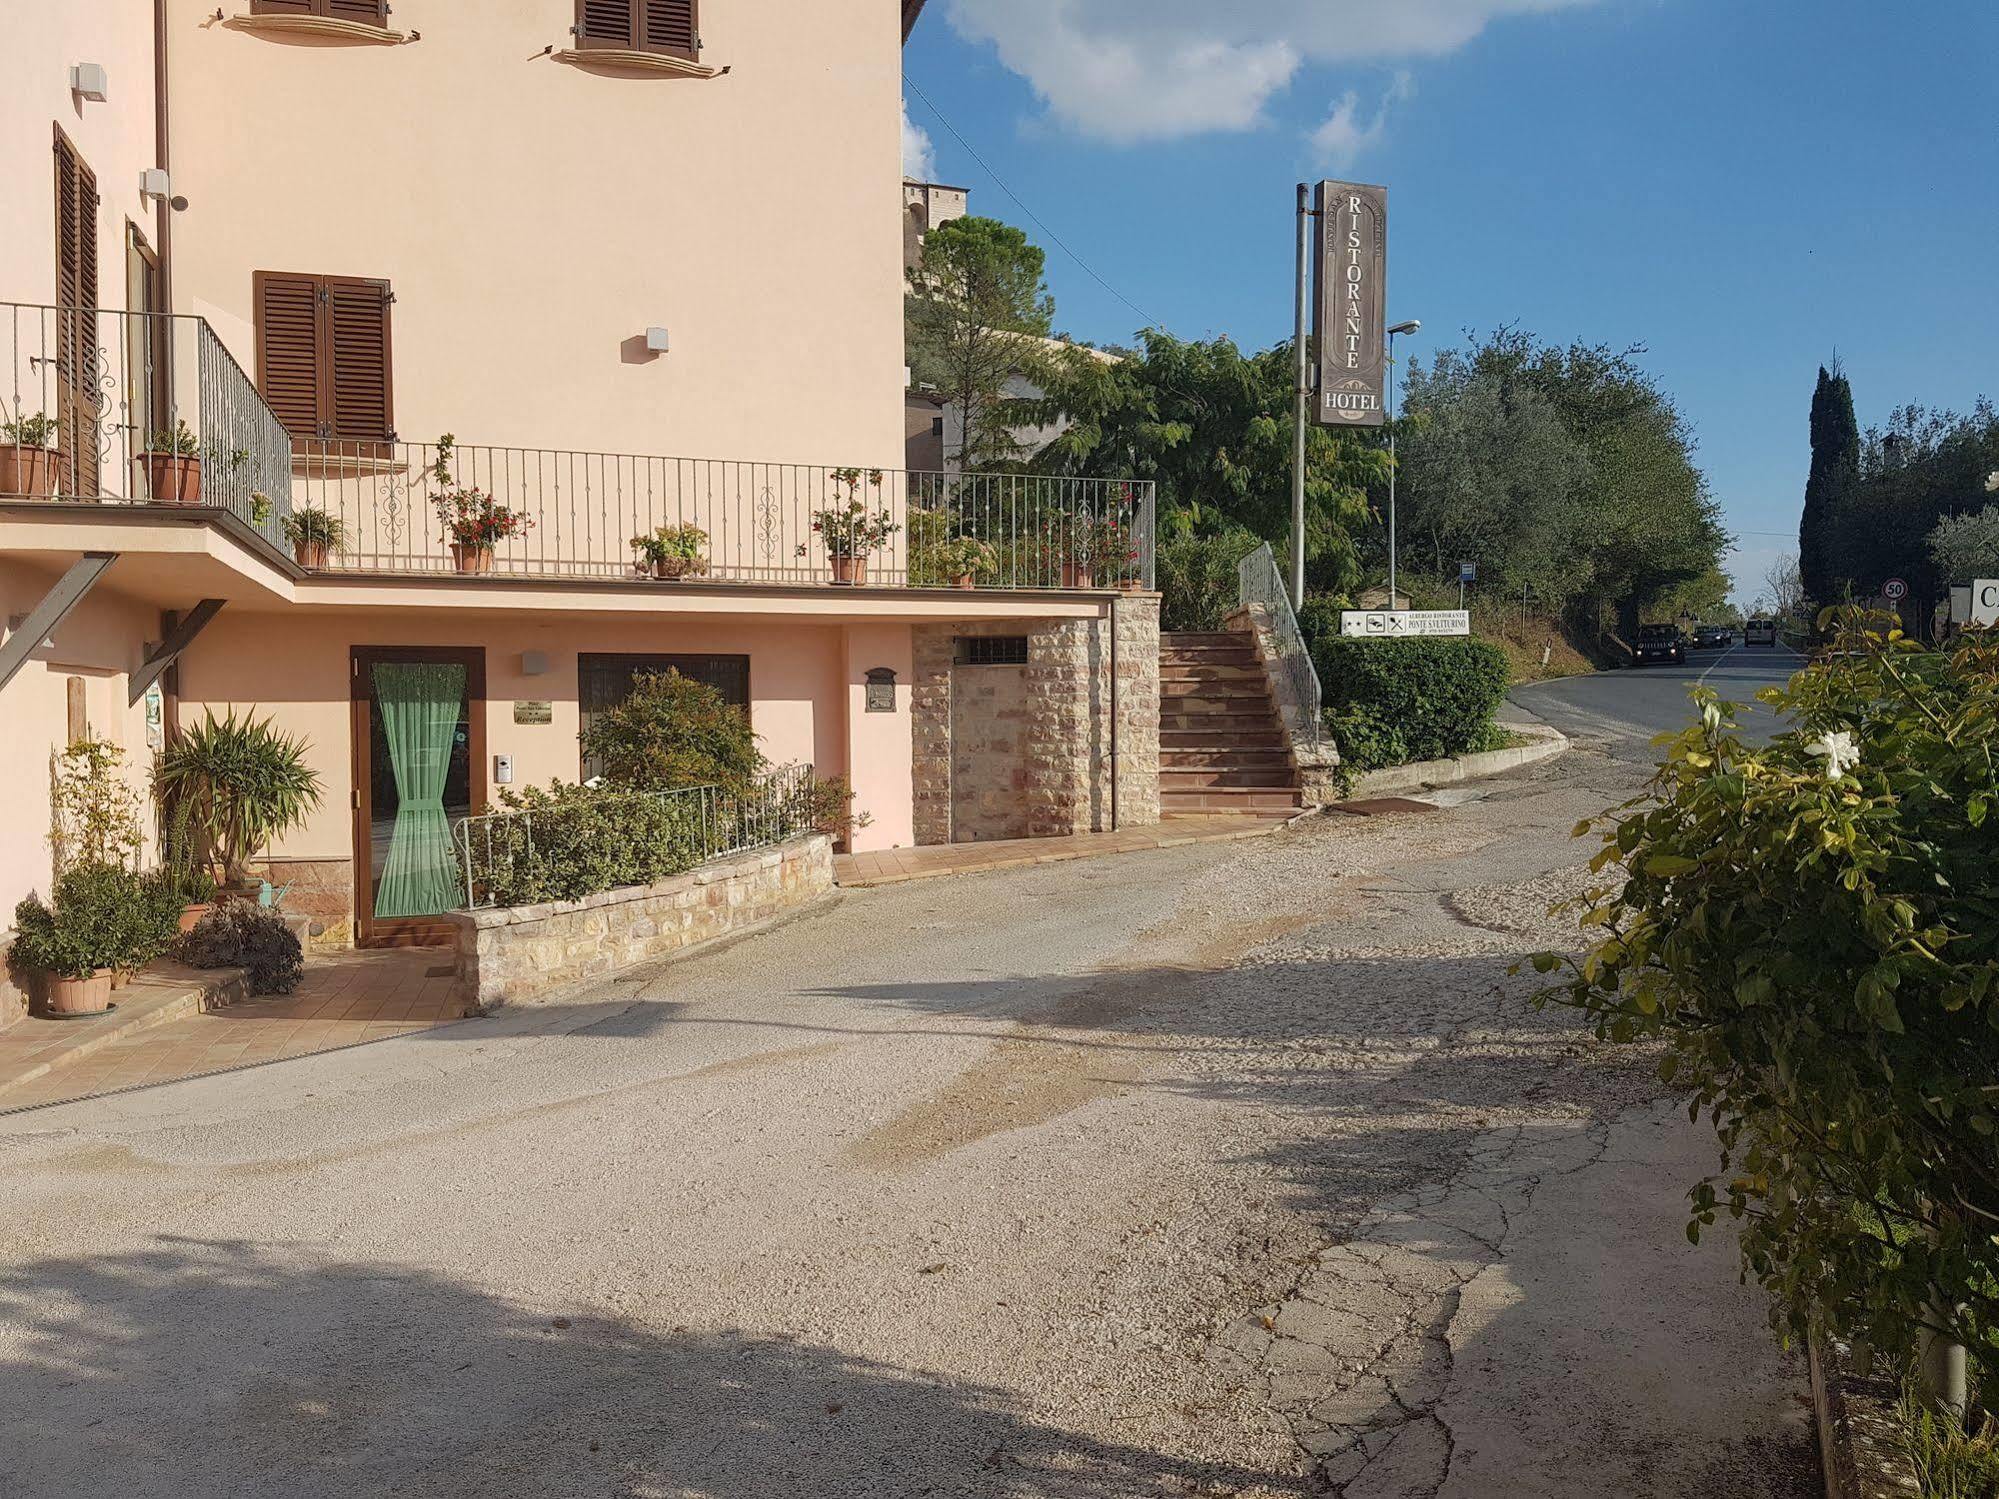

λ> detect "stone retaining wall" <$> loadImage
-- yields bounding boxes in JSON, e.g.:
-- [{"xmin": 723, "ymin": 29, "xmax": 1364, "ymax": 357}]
[
  {"xmin": 910, "ymin": 593, "xmax": 1160, "ymax": 844},
  {"xmin": 444, "ymin": 835, "xmax": 834, "ymax": 1010}
]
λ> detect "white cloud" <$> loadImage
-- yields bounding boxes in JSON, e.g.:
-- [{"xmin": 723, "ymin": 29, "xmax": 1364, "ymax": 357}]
[
  {"xmin": 902, "ymin": 98, "xmax": 938, "ymax": 181},
  {"xmin": 944, "ymin": 0, "xmax": 1600, "ymax": 145},
  {"xmin": 1310, "ymin": 72, "xmax": 1414, "ymax": 169}
]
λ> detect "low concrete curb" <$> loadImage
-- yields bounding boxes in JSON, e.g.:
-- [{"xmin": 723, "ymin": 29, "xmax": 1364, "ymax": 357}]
[
  {"xmin": 1346, "ymin": 723, "xmax": 1570, "ymax": 799},
  {"xmin": 1810, "ymin": 1339, "xmax": 1921, "ymax": 1498},
  {"xmin": 0, "ymin": 963, "xmax": 249, "ymax": 1100}
]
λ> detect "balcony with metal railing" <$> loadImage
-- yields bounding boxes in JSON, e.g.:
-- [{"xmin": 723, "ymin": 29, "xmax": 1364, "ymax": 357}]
[{"xmin": 2, "ymin": 300, "xmax": 1156, "ymax": 595}]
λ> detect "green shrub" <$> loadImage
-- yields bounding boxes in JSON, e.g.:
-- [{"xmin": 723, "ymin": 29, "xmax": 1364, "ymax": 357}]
[
  {"xmin": 154, "ymin": 709, "xmax": 323, "ymax": 885},
  {"xmin": 1155, "ymin": 529, "xmax": 1262, "ymax": 632},
  {"xmin": 1533, "ymin": 610, "xmax": 1999, "ymax": 1366},
  {"xmin": 1313, "ymin": 635, "xmax": 1511, "ymax": 766},
  {"xmin": 12, "ymin": 863, "xmax": 158, "ymax": 978},
  {"xmin": 581, "ymin": 671, "xmax": 762, "ymax": 791},
  {"xmin": 178, "ymin": 900, "xmax": 303, "ymax": 994},
  {"xmin": 470, "ymin": 782, "xmax": 705, "ymax": 907}
]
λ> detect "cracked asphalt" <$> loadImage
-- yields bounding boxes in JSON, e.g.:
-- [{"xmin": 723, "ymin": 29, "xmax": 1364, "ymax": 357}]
[{"xmin": 0, "ymin": 654, "xmax": 1817, "ymax": 1497}]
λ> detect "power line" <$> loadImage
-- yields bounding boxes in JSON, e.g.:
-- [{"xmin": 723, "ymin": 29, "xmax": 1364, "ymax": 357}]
[{"xmin": 904, "ymin": 76, "xmax": 1161, "ymax": 332}]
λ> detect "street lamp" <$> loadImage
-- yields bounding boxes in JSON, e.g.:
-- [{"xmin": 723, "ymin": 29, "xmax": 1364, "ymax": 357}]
[{"xmin": 1385, "ymin": 319, "xmax": 1421, "ymax": 608}]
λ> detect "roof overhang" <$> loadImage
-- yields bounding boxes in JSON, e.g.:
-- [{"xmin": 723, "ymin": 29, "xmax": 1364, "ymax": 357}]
[{"xmin": 902, "ymin": 0, "xmax": 926, "ymax": 42}]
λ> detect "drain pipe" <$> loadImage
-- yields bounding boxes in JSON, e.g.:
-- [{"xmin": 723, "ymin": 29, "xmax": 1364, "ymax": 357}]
[{"xmin": 153, "ymin": 0, "xmax": 172, "ymax": 307}]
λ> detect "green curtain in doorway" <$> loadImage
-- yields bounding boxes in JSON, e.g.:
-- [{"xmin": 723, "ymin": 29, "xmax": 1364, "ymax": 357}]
[{"xmin": 372, "ymin": 661, "xmax": 467, "ymax": 919}]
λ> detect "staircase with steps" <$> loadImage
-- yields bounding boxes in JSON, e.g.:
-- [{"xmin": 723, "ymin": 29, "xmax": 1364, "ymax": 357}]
[{"xmin": 1158, "ymin": 630, "xmax": 1305, "ymax": 817}]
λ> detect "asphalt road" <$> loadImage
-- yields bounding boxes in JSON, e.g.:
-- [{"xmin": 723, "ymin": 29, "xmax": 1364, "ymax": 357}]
[
  {"xmin": 0, "ymin": 665, "xmax": 1820, "ymax": 1498},
  {"xmin": 1507, "ymin": 643, "xmax": 1806, "ymax": 764}
]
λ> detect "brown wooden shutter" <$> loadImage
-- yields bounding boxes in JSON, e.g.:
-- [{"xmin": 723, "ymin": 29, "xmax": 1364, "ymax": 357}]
[
  {"xmin": 576, "ymin": 0, "xmax": 637, "ymax": 48},
  {"xmin": 255, "ymin": 271, "xmax": 325, "ymax": 441},
  {"xmin": 52, "ymin": 128, "xmax": 101, "ymax": 498},
  {"xmin": 251, "ymin": 0, "xmax": 388, "ymax": 19},
  {"xmin": 641, "ymin": 0, "xmax": 698, "ymax": 58},
  {"xmin": 325, "ymin": 276, "xmax": 394, "ymax": 445}
]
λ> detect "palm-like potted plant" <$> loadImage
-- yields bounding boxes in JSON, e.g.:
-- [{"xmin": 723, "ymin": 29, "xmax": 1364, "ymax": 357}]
[
  {"xmin": 13, "ymin": 863, "xmax": 154, "ymax": 1016},
  {"xmin": 429, "ymin": 433, "xmax": 532, "ymax": 573},
  {"xmin": 153, "ymin": 709, "xmax": 324, "ymax": 893},
  {"xmin": 282, "ymin": 506, "xmax": 347, "ymax": 568},
  {"xmin": 629, "ymin": 523, "xmax": 710, "ymax": 580},
  {"xmin": 800, "ymin": 468, "xmax": 897, "ymax": 585},
  {"xmin": 141, "ymin": 418, "xmax": 203, "ymax": 503},
  {"xmin": 0, "ymin": 410, "xmax": 57, "ymax": 498}
]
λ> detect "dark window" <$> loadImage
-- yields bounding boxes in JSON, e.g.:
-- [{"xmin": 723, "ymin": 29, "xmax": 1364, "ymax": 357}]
[
  {"xmin": 254, "ymin": 271, "xmax": 394, "ymax": 445},
  {"xmin": 930, "ymin": 417, "xmax": 945, "ymax": 437},
  {"xmin": 577, "ymin": 653, "xmax": 749, "ymax": 779},
  {"xmin": 955, "ymin": 636, "xmax": 1029, "ymax": 666},
  {"xmin": 574, "ymin": 0, "xmax": 700, "ymax": 59},
  {"xmin": 250, "ymin": 0, "xmax": 391, "ymax": 23}
]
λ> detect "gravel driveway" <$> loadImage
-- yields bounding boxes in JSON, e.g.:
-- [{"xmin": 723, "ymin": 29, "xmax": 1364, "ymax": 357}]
[{"xmin": 0, "ymin": 735, "xmax": 1816, "ymax": 1497}]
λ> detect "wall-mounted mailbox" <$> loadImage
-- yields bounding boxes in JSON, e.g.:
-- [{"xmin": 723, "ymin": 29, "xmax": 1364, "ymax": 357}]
[
  {"xmin": 493, "ymin": 753, "xmax": 515, "ymax": 785},
  {"xmin": 865, "ymin": 667, "xmax": 897, "ymax": 713}
]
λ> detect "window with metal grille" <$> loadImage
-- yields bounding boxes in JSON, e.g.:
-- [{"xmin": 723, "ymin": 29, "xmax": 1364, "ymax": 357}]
[
  {"xmin": 955, "ymin": 636, "xmax": 1029, "ymax": 666},
  {"xmin": 574, "ymin": 0, "xmax": 700, "ymax": 59},
  {"xmin": 577, "ymin": 653, "xmax": 749, "ymax": 779}
]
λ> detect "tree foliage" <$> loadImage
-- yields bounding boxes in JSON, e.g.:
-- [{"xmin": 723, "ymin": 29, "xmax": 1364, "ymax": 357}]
[
  {"xmin": 1801, "ymin": 364, "xmax": 1861, "ymax": 612},
  {"xmin": 1536, "ymin": 611, "xmax": 1999, "ymax": 1363},
  {"xmin": 906, "ymin": 216, "xmax": 1055, "ymax": 470},
  {"xmin": 1930, "ymin": 504, "xmax": 1999, "ymax": 585},
  {"xmin": 1391, "ymin": 330, "xmax": 1728, "ymax": 635}
]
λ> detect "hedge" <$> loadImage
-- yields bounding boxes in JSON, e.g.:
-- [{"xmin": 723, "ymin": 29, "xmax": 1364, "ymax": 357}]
[{"xmin": 1312, "ymin": 634, "xmax": 1511, "ymax": 770}]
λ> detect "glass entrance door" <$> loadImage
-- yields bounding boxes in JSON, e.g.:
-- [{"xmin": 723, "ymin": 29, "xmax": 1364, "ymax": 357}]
[{"xmin": 352, "ymin": 648, "xmax": 484, "ymax": 946}]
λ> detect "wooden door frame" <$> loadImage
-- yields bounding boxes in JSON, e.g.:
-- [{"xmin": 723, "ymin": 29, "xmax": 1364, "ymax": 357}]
[{"xmin": 350, "ymin": 645, "xmax": 486, "ymax": 948}]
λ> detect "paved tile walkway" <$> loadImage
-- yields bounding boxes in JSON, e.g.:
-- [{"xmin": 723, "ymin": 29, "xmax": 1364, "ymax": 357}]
[
  {"xmin": 0, "ymin": 947, "xmax": 466, "ymax": 1113},
  {"xmin": 833, "ymin": 813, "xmax": 1295, "ymax": 888}
]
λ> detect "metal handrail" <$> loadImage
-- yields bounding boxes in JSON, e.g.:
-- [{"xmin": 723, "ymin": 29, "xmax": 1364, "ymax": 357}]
[
  {"xmin": 455, "ymin": 763, "xmax": 817, "ymax": 910},
  {"xmin": 1238, "ymin": 542, "xmax": 1323, "ymax": 750}
]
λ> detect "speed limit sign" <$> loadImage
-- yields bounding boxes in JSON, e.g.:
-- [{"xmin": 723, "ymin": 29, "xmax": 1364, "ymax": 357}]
[{"xmin": 1884, "ymin": 578, "xmax": 1908, "ymax": 601}]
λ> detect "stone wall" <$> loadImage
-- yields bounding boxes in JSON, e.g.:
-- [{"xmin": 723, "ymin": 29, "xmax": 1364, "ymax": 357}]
[
  {"xmin": 444, "ymin": 835, "xmax": 834, "ymax": 1011},
  {"xmin": 911, "ymin": 593, "xmax": 1160, "ymax": 844}
]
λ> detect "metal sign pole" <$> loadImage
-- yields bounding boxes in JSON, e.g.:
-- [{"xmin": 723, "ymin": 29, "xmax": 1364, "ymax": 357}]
[{"xmin": 1291, "ymin": 183, "xmax": 1311, "ymax": 609}]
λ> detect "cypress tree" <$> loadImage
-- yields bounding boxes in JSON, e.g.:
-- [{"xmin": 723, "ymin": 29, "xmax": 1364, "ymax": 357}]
[{"xmin": 1799, "ymin": 362, "xmax": 1860, "ymax": 611}]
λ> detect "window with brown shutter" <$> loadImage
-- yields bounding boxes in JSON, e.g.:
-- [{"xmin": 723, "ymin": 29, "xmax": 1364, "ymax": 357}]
[
  {"xmin": 52, "ymin": 126, "xmax": 101, "ymax": 498},
  {"xmin": 249, "ymin": 0, "xmax": 390, "ymax": 23},
  {"xmin": 253, "ymin": 270, "xmax": 394, "ymax": 446},
  {"xmin": 575, "ymin": 0, "xmax": 699, "ymax": 59}
]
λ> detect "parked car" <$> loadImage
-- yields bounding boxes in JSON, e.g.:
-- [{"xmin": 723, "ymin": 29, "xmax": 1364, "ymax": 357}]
[
  {"xmin": 1744, "ymin": 619, "xmax": 1777, "ymax": 646},
  {"xmin": 1633, "ymin": 623, "xmax": 1686, "ymax": 666},
  {"xmin": 1692, "ymin": 624, "xmax": 1729, "ymax": 649}
]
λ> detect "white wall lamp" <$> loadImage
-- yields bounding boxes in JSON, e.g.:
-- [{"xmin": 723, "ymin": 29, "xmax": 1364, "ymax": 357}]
[
  {"xmin": 139, "ymin": 168, "xmax": 171, "ymax": 203},
  {"xmin": 70, "ymin": 63, "xmax": 109, "ymax": 103},
  {"xmin": 520, "ymin": 650, "xmax": 550, "ymax": 676}
]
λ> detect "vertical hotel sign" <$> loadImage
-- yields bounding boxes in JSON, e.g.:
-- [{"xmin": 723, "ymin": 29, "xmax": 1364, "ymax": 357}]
[{"xmin": 1314, "ymin": 180, "xmax": 1387, "ymax": 427}]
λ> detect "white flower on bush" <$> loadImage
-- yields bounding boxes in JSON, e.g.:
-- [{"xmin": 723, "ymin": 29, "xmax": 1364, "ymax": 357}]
[
  {"xmin": 1807, "ymin": 729, "xmax": 1861, "ymax": 780},
  {"xmin": 1986, "ymin": 470, "xmax": 1999, "ymax": 493}
]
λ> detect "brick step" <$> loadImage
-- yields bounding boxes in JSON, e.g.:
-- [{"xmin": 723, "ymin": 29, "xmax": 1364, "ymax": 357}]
[
  {"xmin": 1160, "ymin": 664, "xmax": 1266, "ymax": 683},
  {"xmin": 1161, "ymin": 767, "xmax": 1299, "ymax": 789},
  {"xmin": 1162, "ymin": 735, "xmax": 1289, "ymax": 754},
  {"xmin": 1160, "ymin": 631, "xmax": 1254, "ymax": 647},
  {"xmin": 1159, "ymin": 690, "xmax": 1274, "ymax": 712},
  {"xmin": 1159, "ymin": 643, "xmax": 1262, "ymax": 663},
  {"xmin": 1160, "ymin": 714, "xmax": 1284, "ymax": 734},
  {"xmin": 1159, "ymin": 747, "xmax": 1295, "ymax": 767},
  {"xmin": 1161, "ymin": 787, "xmax": 1304, "ymax": 813}
]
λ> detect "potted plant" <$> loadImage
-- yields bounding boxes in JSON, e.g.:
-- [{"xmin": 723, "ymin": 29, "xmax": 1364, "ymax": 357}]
[
  {"xmin": 282, "ymin": 506, "xmax": 347, "ymax": 568},
  {"xmin": 629, "ymin": 523, "xmax": 710, "ymax": 580},
  {"xmin": 153, "ymin": 709, "xmax": 323, "ymax": 894},
  {"xmin": 429, "ymin": 433, "xmax": 532, "ymax": 573},
  {"xmin": 0, "ymin": 410, "xmax": 57, "ymax": 497},
  {"xmin": 141, "ymin": 419, "xmax": 203, "ymax": 503},
  {"xmin": 12, "ymin": 863, "xmax": 152, "ymax": 1016},
  {"xmin": 926, "ymin": 535, "xmax": 996, "ymax": 590},
  {"xmin": 799, "ymin": 468, "xmax": 897, "ymax": 585},
  {"xmin": 155, "ymin": 793, "xmax": 220, "ymax": 933}
]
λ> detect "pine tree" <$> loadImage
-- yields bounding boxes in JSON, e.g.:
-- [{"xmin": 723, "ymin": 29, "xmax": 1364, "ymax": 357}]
[{"xmin": 1799, "ymin": 362, "xmax": 1860, "ymax": 612}]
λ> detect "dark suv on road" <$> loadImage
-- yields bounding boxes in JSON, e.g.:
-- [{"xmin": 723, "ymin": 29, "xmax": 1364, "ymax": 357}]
[
  {"xmin": 1633, "ymin": 623, "xmax": 1686, "ymax": 666},
  {"xmin": 1692, "ymin": 624, "xmax": 1729, "ymax": 649}
]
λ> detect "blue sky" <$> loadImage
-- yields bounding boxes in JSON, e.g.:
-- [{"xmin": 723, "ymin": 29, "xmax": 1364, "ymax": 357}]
[{"xmin": 903, "ymin": 0, "xmax": 1999, "ymax": 607}]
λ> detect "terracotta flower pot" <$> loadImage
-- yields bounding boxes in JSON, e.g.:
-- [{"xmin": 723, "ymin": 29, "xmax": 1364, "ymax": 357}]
[
  {"xmin": 951, "ymin": 573, "xmax": 976, "ymax": 591},
  {"xmin": 1119, "ymin": 576, "xmax": 1144, "ymax": 592},
  {"xmin": 44, "ymin": 969, "xmax": 114, "ymax": 1017},
  {"xmin": 141, "ymin": 453, "xmax": 202, "ymax": 503},
  {"xmin": 0, "ymin": 443, "xmax": 55, "ymax": 498},
  {"xmin": 450, "ymin": 542, "xmax": 495, "ymax": 574},
  {"xmin": 830, "ymin": 555, "xmax": 868, "ymax": 586},
  {"xmin": 654, "ymin": 555, "xmax": 695, "ymax": 580},
  {"xmin": 1061, "ymin": 562, "xmax": 1095, "ymax": 589},
  {"xmin": 293, "ymin": 539, "xmax": 330, "ymax": 569},
  {"xmin": 177, "ymin": 901, "xmax": 214, "ymax": 934}
]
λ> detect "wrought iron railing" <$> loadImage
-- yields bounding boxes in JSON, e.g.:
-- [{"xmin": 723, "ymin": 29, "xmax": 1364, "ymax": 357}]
[
  {"xmin": 1238, "ymin": 542, "xmax": 1323, "ymax": 749},
  {"xmin": 0, "ymin": 301, "xmax": 293, "ymax": 546},
  {"xmin": 286, "ymin": 442, "xmax": 1154, "ymax": 589},
  {"xmin": 455, "ymin": 763, "xmax": 818, "ymax": 911}
]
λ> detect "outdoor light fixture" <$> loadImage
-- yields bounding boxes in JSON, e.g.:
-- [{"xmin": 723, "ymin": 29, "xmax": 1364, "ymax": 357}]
[
  {"xmin": 520, "ymin": 650, "xmax": 550, "ymax": 676},
  {"xmin": 644, "ymin": 327, "xmax": 671, "ymax": 355},
  {"xmin": 70, "ymin": 62, "xmax": 108, "ymax": 102},
  {"xmin": 1388, "ymin": 319, "xmax": 1422, "ymax": 337},
  {"xmin": 139, "ymin": 168, "xmax": 171, "ymax": 202}
]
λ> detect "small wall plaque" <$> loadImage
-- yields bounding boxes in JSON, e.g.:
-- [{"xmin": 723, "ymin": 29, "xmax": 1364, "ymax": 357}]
[
  {"xmin": 864, "ymin": 667, "xmax": 897, "ymax": 713},
  {"xmin": 513, "ymin": 699, "xmax": 553, "ymax": 725}
]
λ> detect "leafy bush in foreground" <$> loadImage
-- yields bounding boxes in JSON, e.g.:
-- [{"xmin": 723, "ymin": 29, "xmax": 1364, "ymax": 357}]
[{"xmin": 1534, "ymin": 609, "xmax": 1999, "ymax": 1366}]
